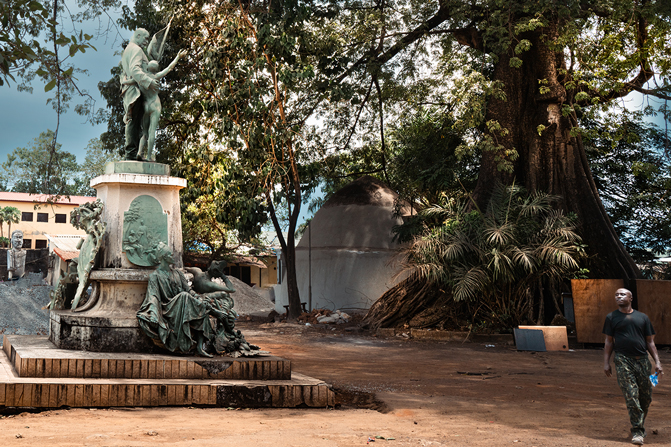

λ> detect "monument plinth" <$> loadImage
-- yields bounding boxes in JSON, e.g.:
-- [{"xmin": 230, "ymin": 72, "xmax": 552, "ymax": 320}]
[
  {"xmin": 1, "ymin": 25, "xmax": 335, "ymax": 409},
  {"xmin": 95, "ymin": 161, "xmax": 186, "ymax": 269},
  {"xmin": 49, "ymin": 161, "xmax": 186, "ymax": 352}
]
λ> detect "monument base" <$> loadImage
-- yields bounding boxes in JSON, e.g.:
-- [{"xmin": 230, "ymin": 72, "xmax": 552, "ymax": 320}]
[
  {"xmin": 49, "ymin": 269, "xmax": 156, "ymax": 353},
  {"xmin": 49, "ymin": 311, "xmax": 158, "ymax": 353},
  {"xmin": 1, "ymin": 335, "xmax": 334, "ymax": 408}
]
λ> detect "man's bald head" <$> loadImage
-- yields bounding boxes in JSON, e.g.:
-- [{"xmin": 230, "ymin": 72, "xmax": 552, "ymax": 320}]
[{"xmin": 131, "ymin": 28, "xmax": 150, "ymax": 47}]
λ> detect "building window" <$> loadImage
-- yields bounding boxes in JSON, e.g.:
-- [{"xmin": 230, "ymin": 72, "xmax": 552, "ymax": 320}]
[
  {"xmin": 37, "ymin": 212, "xmax": 48, "ymax": 222},
  {"xmin": 23, "ymin": 239, "xmax": 32, "ymax": 249},
  {"xmin": 55, "ymin": 214, "xmax": 67, "ymax": 223},
  {"xmin": 35, "ymin": 239, "xmax": 47, "ymax": 249},
  {"xmin": 21, "ymin": 212, "xmax": 33, "ymax": 222}
]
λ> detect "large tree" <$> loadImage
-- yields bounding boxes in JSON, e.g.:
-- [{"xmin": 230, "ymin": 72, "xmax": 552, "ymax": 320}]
[
  {"xmin": 1, "ymin": 130, "xmax": 86, "ymax": 196},
  {"xmin": 100, "ymin": 1, "xmax": 671, "ymax": 314},
  {"xmin": 309, "ymin": 0, "xmax": 671, "ymax": 282}
]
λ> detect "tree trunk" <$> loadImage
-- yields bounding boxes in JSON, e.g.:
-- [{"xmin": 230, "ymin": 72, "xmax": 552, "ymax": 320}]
[
  {"xmin": 266, "ymin": 182, "xmax": 303, "ymax": 320},
  {"xmin": 471, "ymin": 24, "xmax": 641, "ymax": 282},
  {"xmin": 284, "ymin": 212, "xmax": 303, "ymax": 320}
]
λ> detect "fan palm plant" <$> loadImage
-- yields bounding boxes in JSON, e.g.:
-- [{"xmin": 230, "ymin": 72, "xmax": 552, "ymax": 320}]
[
  {"xmin": 399, "ymin": 183, "xmax": 585, "ymax": 328},
  {"xmin": 0, "ymin": 206, "xmax": 21, "ymax": 247},
  {"xmin": 0, "ymin": 206, "xmax": 21, "ymax": 246}
]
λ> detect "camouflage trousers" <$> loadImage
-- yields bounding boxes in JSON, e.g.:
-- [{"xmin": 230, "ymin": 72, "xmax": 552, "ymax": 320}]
[{"xmin": 614, "ymin": 352, "xmax": 653, "ymax": 437}]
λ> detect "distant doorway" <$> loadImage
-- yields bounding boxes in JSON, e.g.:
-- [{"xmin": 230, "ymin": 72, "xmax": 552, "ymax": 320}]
[{"xmin": 225, "ymin": 265, "xmax": 252, "ymax": 286}]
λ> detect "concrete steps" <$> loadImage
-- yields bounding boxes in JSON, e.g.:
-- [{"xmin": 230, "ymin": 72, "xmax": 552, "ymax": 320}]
[{"xmin": 0, "ymin": 335, "xmax": 334, "ymax": 409}]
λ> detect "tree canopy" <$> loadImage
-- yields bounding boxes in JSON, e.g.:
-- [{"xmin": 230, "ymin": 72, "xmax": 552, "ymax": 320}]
[
  {"xmin": 98, "ymin": 0, "xmax": 671, "ymax": 322},
  {"xmin": 0, "ymin": 130, "xmax": 102, "ymax": 196}
]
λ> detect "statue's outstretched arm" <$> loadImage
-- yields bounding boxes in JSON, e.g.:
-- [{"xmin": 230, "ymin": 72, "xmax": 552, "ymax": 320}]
[
  {"xmin": 154, "ymin": 49, "xmax": 187, "ymax": 79},
  {"xmin": 221, "ymin": 275, "xmax": 236, "ymax": 293}
]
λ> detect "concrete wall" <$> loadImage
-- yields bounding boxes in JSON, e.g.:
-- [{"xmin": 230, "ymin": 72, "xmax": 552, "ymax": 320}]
[
  {"xmin": 0, "ymin": 248, "xmax": 49, "ymax": 280},
  {"xmin": 274, "ymin": 248, "xmax": 405, "ymax": 312},
  {"xmin": 273, "ymin": 175, "xmax": 411, "ymax": 313},
  {"xmin": 254, "ymin": 256, "xmax": 278, "ymax": 288},
  {"xmin": 274, "ymin": 204, "xmax": 406, "ymax": 313}
]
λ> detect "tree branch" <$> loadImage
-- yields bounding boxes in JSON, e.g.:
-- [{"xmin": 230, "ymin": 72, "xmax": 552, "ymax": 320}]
[
  {"xmin": 576, "ymin": 12, "xmax": 653, "ymax": 105},
  {"xmin": 334, "ymin": 1, "xmax": 452, "ymax": 84}
]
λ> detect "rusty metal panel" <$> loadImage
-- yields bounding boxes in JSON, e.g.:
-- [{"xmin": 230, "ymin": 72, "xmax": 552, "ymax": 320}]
[
  {"xmin": 636, "ymin": 279, "xmax": 671, "ymax": 345},
  {"xmin": 571, "ymin": 279, "xmax": 624, "ymax": 343},
  {"xmin": 514, "ymin": 328, "xmax": 546, "ymax": 351}
]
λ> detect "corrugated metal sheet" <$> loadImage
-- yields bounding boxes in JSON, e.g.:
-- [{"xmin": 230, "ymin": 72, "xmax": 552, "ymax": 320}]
[
  {"xmin": 0, "ymin": 191, "xmax": 95, "ymax": 205},
  {"xmin": 53, "ymin": 247, "xmax": 79, "ymax": 261}
]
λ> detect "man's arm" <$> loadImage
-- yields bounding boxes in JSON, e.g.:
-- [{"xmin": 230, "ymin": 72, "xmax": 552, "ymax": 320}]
[
  {"xmin": 646, "ymin": 335, "xmax": 664, "ymax": 376},
  {"xmin": 604, "ymin": 335, "xmax": 614, "ymax": 377}
]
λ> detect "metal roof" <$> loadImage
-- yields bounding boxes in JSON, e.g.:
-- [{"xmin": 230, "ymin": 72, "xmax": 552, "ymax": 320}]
[
  {"xmin": 0, "ymin": 191, "xmax": 96, "ymax": 206},
  {"xmin": 46, "ymin": 234, "xmax": 83, "ymax": 260}
]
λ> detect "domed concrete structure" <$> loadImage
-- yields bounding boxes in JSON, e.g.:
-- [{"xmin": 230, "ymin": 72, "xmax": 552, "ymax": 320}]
[{"xmin": 275, "ymin": 176, "xmax": 409, "ymax": 312}]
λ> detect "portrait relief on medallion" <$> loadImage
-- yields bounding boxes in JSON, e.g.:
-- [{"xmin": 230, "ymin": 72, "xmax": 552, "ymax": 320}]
[{"xmin": 122, "ymin": 195, "xmax": 168, "ymax": 266}]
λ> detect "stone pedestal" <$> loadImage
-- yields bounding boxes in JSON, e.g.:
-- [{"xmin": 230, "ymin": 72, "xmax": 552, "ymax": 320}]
[
  {"xmin": 49, "ymin": 269, "xmax": 159, "ymax": 352},
  {"xmin": 94, "ymin": 161, "xmax": 186, "ymax": 269},
  {"xmin": 49, "ymin": 162, "xmax": 187, "ymax": 352}
]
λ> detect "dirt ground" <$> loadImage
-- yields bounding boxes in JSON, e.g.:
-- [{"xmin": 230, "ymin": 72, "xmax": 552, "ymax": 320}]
[{"xmin": 1, "ymin": 321, "xmax": 669, "ymax": 446}]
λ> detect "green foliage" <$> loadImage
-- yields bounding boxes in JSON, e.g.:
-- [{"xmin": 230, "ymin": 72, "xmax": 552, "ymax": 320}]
[
  {"xmin": 399, "ymin": 184, "xmax": 584, "ymax": 329},
  {"xmin": 179, "ymin": 152, "xmax": 269, "ymax": 258},
  {"xmin": 77, "ymin": 137, "xmax": 119, "ymax": 196},
  {"xmin": 0, "ymin": 206, "xmax": 21, "ymax": 247},
  {"xmin": 3, "ymin": 0, "xmax": 121, "ymax": 120},
  {"xmin": 310, "ymin": 107, "xmax": 478, "ymax": 221},
  {"xmin": 386, "ymin": 109, "xmax": 477, "ymax": 206},
  {"xmin": 583, "ymin": 115, "xmax": 671, "ymax": 262},
  {"xmin": 0, "ymin": 130, "xmax": 89, "ymax": 196}
]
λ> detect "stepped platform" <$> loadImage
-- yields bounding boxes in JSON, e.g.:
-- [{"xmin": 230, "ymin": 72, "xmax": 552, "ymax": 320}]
[
  {"xmin": 5, "ymin": 336, "xmax": 291, "ymax": 380},
  {"xmin": 0, "ymin": 335, "xmax": 334, "ymax": 409}
]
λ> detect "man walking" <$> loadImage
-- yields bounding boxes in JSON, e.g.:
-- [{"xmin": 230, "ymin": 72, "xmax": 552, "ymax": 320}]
[{"xmin": 603, "ymin": 288, "xmax": 663, "ymax": 445}]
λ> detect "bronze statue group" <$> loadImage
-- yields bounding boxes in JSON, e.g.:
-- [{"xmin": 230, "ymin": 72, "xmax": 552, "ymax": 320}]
[{"xmin": 137, "ymin": 243, "xmax": 258, "ymax": 357}]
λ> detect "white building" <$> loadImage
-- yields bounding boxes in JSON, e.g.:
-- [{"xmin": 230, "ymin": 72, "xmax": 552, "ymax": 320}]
[{"xmin": 274, "ymin": 176, "xmax": 410, "ymax": 313}]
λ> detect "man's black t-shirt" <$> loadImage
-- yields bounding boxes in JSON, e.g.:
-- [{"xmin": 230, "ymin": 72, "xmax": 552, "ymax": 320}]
[{"xmin": 602, "ymin": 310, "xmax": 655, "ymax": 357}]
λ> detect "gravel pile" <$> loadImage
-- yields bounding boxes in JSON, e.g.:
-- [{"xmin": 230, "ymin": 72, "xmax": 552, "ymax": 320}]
[
  {"xmin": 0, "ymin": 273, "xmax": 51, "ymax": 345},
  {"xmin": 224, "ymin": 276, "xmax": 275, "ymax": 316}
]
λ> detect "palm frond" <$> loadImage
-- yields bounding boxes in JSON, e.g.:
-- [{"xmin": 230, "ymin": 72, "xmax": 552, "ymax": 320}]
[
  {"xmin": 453, "ymin": 266, "xmax": 489, "ymax": 301},
  {"xmin": 483, "ymin": 221, "xmax": 516, "ymax": 247}
]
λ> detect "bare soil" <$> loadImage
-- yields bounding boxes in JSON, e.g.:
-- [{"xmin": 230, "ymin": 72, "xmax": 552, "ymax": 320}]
[{"xmin": 1, "ymin": 321, "xmax": 670, "ymax": 446}]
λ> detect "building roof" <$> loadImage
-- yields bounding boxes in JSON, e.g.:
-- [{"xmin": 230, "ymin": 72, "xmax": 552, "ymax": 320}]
[
  {"xmin": 46, "ymin": 235, "xmax": 82, "ymax": 261},
  {"xmin": 322, "ymin": 175, "xmax": 397, "ymax": 208},
  {"xmin": 230, "ymin": 255, "xmax": 267, "ymax": 269},
  {"xmin": 53, "ymin": 247, "xmax": 79, "ymax": 261},
  {"xmin": 321, "ymin": 175, "xmax": 413, "ymax": 216},
  {"xmin": 298, "ymin": 176, "xmax": 407, "ymax": 250},
  {"xmin": 0, "ymin": 191, "xmax": 96, "ymax": 206}
]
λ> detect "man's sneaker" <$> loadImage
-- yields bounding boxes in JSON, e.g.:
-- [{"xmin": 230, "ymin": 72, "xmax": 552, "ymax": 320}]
[{"xmin": 631, "ymin": 434, "xmax": 645, "ymax": 445}]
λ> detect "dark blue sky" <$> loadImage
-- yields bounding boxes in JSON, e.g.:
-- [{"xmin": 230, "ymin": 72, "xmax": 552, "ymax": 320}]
[{"xmin": 0, "ymin": 7, "xmax": 126, "ymax": 165}]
